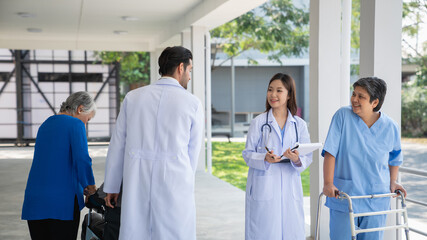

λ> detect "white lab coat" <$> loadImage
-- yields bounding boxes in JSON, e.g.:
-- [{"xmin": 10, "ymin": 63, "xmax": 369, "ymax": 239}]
[
  {"xmin": 103, "ymin": 77, "xmax": 204, "ymax": 240},
  {"xmin": 242, "ymin": 109, "xmax": 312, "ymax": 240}
]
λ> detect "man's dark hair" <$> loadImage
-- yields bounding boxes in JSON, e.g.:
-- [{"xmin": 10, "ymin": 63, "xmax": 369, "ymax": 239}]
[
  {"xmin": 158, "ymin": 46, "xmax": 192, "ymax": 76},
  {"xmin": 353, "ymin": 77, "xmax": 387, "ymax": 112}
]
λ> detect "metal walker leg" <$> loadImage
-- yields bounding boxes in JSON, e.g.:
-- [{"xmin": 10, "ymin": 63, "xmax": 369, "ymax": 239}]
[{"xmin": 315, "ymin": 190, "xmax": 410, "ymax": 240}]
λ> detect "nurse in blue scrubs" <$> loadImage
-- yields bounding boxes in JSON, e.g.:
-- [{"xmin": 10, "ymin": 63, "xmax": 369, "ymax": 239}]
[{"xmin": 322, "ymin": 77, "xmax": 407, "ymax": 240}]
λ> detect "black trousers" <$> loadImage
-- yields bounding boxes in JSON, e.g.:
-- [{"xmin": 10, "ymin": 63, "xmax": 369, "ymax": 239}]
[
  {"xmin": 27, "ymin": 196, "xmax": 80, "ymax": 240},
  {"xmin": 103, "ymin": 207, "xmax": 121, "ymax": 240}
]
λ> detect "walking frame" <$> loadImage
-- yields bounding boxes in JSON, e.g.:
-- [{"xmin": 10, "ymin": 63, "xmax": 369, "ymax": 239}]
[{"xmin": 315, "ymin": 190, "xmax": 410, "ymax": 240}]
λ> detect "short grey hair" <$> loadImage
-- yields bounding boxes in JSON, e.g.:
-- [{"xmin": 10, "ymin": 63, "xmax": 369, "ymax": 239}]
[
  {"xmin": 59, "ymin": 91, "xmax": 96, "ymax": 115},
  {"xmin": 353, "ymin": 77, "xmax": 387, "ymax": 112}
]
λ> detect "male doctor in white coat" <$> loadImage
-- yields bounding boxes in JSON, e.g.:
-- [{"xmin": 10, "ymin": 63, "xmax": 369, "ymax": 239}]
[{"xmin": 103, "ymin": 46, "xmax": 204, "ymax": 240}]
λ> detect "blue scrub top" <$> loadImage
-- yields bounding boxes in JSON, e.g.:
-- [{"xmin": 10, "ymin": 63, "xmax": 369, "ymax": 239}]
[{"xmin": 322, "ymin": 106, "xmax": 402, "ymax": 213}]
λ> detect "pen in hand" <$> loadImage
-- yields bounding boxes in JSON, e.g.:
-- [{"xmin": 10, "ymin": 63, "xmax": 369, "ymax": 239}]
[
  {"xmin": 279, "ymin": 144, "xmax": 299, "ymax": 158},
  {"xmin": 290, "ymin": 143, "xmax": 299, "ymax": 152}
]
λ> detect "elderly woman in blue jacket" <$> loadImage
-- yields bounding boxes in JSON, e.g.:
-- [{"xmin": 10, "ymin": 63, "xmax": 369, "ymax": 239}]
[
  {"xmin": 322, "ymin": 77, "xmax": 407, "ymax": 240},
  {"xmin": 242, "ymin": 73, "xmax": 312, "ymax": 240},
  {"xmin": 22, "ymin": 91, "xmax": 97, "ymax": 240}
]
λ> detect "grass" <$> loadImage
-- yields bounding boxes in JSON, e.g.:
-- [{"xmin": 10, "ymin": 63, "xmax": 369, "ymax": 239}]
[
  {"xmin": 212, "ymin": 141, "xmax": 311, "ymax": 196},
  {"xmin": 402, "ymin": 137, "xmax": 427, "ymax": 144}
]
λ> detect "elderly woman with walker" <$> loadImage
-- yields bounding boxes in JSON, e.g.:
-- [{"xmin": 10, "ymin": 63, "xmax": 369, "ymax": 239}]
[
  {"xmin": 242, "ymin": 73, "xmax": 312, "ymax": 240},
  {"xmin": 322, "ymin": 77, "xmax": 407, "ymax": 240},
  {"xmin": 22, "ymin": 91, "xmax": 97, "ymax": 240}
]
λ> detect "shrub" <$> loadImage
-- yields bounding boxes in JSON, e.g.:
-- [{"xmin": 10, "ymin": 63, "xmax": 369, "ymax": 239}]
[{"xmin": 401, "ymin": 83, "xmax": 427, "ymax": 137}]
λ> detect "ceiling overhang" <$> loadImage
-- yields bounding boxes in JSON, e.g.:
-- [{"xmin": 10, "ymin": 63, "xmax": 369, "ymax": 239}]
[{"xmin": 0, "ymin": 0, "xmax": 267, "ymax": 52}]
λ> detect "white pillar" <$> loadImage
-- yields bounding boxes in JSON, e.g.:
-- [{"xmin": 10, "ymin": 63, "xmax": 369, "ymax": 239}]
[
  {"xmin": 309, "ymin": 0, "xmax": 342, "ymax": 238},
  {"xmin": 341, "ymin": 0, "xmax": 351, "ymax": 105},
  {"xmin": 181, "ymin": 30, "xmax": 193, "ymax": 93},
  {"xmin": 191, "ymin": 25, "xmax": 207, "ymax": 172},
  {"xmin": 360, "ymin": 1, "xmax": 403, "ymax": 239},
  {"xmin": 205, "ymin": 32, "xmax": 213, "ymax": 174},
  {"xmin": 150, "ymin": 49, "xmax": 162, "ymax": 84},
  {"xmin": 230, "ymin": 56, "xmax": 235, "ymax": 137},
  {"xmin": 303, "ymin": 65, "xmax": 310, "ymax": 121},
  {"xmin": 359, "ymin": 0, "xmax": 402, "ymax": 124}
]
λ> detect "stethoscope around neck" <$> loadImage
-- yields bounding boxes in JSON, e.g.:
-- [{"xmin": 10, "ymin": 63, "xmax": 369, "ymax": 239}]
[{"xmin": 261, "ymin": 112, "xmax": 298, "ymax": 151}]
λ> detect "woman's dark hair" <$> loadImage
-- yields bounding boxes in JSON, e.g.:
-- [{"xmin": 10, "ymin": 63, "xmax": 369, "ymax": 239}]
[
  {"xmin": 353, "ymin": 77, "xmax": 387, "ymax": 112},
  {"xmin": 265, "ymin": 73, "xmax": 298, "ymax": 115},
  {"xmin": 158, "ymin": 46, "xmax": 192, "ymax": 76}
]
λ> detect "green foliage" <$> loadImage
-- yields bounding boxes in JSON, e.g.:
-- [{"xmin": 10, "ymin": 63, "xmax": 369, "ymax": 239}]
[
  {"xmin": 412, "ymin": 42, "xmax": 427, "ymax": 87},
  {"xmin": 94, "ymin": 51, "xmax": 150, "ymax": 85},
  {"xmin": 351, "ymin": 0, "xmax": 361, "ymax": 50},
  {"xmin": 210, "ymin": 0, "xmax": 309, "ymax": 65},
  {"xmin": 402, "ymin": 0, "xmax": 427, "ymax": 38},
  {"xmin": 402, "ymin": 83, "xmax": 427, "ymax": 137},
  {"xmin": 402, "ymin": 1, "xmax": 427, "ymax": 87},
  {"xmin": 212, "ymin": 141, "xmax": 310, "ymax": 196}
]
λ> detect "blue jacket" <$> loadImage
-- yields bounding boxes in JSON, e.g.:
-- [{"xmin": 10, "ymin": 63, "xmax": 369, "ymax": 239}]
[{"xmin": 22, "ymin": 114, "xmax": 95, "ymax": 220}]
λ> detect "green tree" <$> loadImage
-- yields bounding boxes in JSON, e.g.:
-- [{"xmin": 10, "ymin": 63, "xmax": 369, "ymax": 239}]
[
  {"xmin": 401, "ymin": 0, "xmax": 427, "ymax": 137},
  {"xmin": 402, "ymin": 81, "xmax": 427, "ymax": 137},
  {"xmin": 94, "ymin": 51, "xmax": 150, "ymax": 85},
  {"xmin": 402, "ymin": 0, "xmax": 427, "ymax": 86},
  {"xmin": 210, "ymin": 0, "xmax": 309, "ymax": 68}
]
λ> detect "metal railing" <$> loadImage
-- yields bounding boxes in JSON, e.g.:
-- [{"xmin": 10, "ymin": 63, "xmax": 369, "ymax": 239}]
[{"xmin": 400, "ymin": 166, "xmax": 427, "ymax": 237}]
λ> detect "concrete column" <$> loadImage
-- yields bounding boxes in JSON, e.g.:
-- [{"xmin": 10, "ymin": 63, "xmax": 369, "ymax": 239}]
[
  {"xmin": 205, "ymin": 32, "xmax": 212, "ymax": 174},
  {"xmin": 303, "ymin": 65, "xmax": 309, "ymax": 121},
  {"xmin": 341, "ymin": 0, "xmax": 351, "ymax": 105},
  {"xmin": 150, "ymin": 49, "xmax": 162, "ymax": 85},
  {"xmin": 360, "ymin": 1, "xmax": 403, "ymax": 239},
  {"xmin": 181, "ymin": 30, "xmax": 191, "ymax": 49},
  {"xmin": 309, "ymin": 0, "xmax": 342, "ymax": 238},
  {"xmin": 360, "ymin": 0, "xmax": 402, "ymax": 124},
  {"xmin": 191, "ymin": 25, "xmax": 207, "ymax": 172},
  {"xmin": 230, "ymin": 56, "xmax": 235, "ymax": 137},
  {"xmin": 181, "ymin": 30, "xmax": 193, "ymax": 93}
]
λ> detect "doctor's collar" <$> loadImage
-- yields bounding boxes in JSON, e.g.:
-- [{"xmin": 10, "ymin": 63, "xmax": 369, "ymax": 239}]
[
  {"xmin": 156, "ymin": 77, "xmax": 183, "ymax": 88},
  {"xmin": 160, "ymin": 76, "xmax": 177, "ymax": 81},
  {"xmin": 267, "ymin": 108, "xmax": 297, "ymax": 123}
]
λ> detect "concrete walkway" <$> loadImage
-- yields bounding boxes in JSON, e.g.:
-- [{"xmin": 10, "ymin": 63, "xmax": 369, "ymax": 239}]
[
  {"xmin": 0, "ymin": 143, "xmax": 426, "ymax": 239},
  {"xmin": 0, "ymin": 146, "xmax": 248, "ymax": 240}
]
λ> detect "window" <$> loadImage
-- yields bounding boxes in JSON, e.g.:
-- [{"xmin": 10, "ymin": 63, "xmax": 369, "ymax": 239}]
[{"xmin": 38, "ymin": 73, "xmax": 103, "ymax": 82}]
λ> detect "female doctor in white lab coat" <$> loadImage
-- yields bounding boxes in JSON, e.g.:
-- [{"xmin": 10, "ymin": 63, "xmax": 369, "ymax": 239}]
[{"xmin": 242, "ymin": 73, "xmax": 312, "ymax": 240}]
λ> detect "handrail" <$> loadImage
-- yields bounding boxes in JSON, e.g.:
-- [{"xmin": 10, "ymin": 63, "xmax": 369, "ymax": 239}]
[
  {"xmin": 400, "ymin": 166, "xmax": 427, "ymax": 177},
  {"xmin": 399, "ymin": 166, "xmax": 427, "ymax": 237},
  {"xmin": 405, "ymin": 198, "xmax": 427, "ymax": 208}
]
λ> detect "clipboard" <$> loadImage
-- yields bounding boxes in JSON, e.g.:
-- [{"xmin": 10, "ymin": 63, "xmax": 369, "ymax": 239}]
[
  {"xmin": 293, "ymin": 142, "xmax": 323, "ymax": 155},
  {"xmin": 278, "ymin": 142, "xmax": 323, "ymax": 163}
]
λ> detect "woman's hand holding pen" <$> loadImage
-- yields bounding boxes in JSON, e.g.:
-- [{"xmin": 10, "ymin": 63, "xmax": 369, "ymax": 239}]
[
  {"xmin": 264, "ymin": 150, "xmax": 282, "ymax": 163},
  {"xmin": 282, "ymin": 148, "xmax": 301, "ymax": 166}
]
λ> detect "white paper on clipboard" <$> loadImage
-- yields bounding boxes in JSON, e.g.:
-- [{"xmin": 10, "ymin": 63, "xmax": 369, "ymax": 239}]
[{"xmin": 294, "ymin": 142, "xmax": 323, "ymax": 155}]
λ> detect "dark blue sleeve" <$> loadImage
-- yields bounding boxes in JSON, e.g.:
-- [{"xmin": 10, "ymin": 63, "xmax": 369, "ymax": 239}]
[
  {"xmin": 389, "ymin": 120, "xmax": 403, "ymax": 166},
  {"xmin": 71, "ymin": 121, "xmax": 95, "ymax": 188}
]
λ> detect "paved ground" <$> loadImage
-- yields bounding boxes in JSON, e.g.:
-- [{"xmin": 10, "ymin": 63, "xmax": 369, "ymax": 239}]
[
  {"xmin": 0, "ymin": 146, "xmax": 248, "ymax": 240},
  {"xmin": 0, "ymin": 142, "xmax": 425, "ymax": 239},
  {"xmin": 400, "ymin": 142, "xmax": 427, "ymax": 239}
]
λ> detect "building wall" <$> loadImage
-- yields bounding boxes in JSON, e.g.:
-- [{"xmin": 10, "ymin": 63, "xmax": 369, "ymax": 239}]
[
  {"xmin": 211, "ymin": 65, "xmax": 307, "ymax": 124},
  {"xmin": 0, "ymin": 49, "xmax": 117, "ymax": 141}
]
